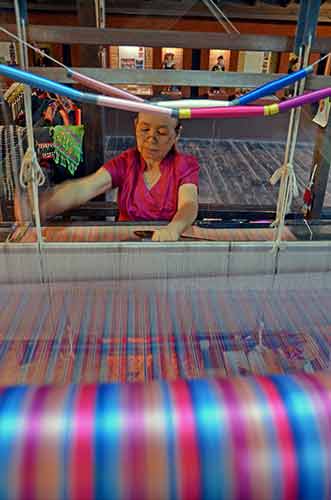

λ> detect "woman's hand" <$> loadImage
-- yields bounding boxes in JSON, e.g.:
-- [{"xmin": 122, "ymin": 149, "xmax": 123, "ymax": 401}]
[
  {"xmin": 151, "ymin": 184, "xmax": 198, "ymax": 242},
  {"xmin": 152, "ymin": 225, "xmax": 181, "ymax": 242}
]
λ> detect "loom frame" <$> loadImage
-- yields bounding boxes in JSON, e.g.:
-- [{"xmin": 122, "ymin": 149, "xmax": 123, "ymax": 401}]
[
  {"xmin": 2, "ymin": 1, "xmax": 330, "ymax": 219},
  {"xmin": 1, "ymin": 237, "xmax": 330, "ymax": 284}
]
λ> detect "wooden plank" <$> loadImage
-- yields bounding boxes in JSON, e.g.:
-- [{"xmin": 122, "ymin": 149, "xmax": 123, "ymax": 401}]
[
  {"xmin": 1, "ymin": 24, "xmax": 296, "ymax": 51},
  {"xmin": 28, "ymin": 67, "xmax": 331, "ymax": 90}
]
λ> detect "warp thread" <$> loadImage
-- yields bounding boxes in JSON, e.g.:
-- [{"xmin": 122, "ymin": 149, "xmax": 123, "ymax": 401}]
[
  {"xmin": 3, "ymin": 82, "xmax": 25, "ymax": 121},
  {"xmin": 0, "ymin": 125, "xmax": 25, "ymax": 199}
]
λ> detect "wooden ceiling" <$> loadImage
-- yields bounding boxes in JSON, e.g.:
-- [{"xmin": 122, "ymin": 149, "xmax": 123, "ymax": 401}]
[{"xmin": 0, "ymin": 0, "xmax": 330, "ymax": 23}]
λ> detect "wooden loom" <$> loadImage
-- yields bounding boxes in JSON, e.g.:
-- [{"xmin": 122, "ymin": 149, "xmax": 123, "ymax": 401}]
[
  {"xmin": 0, "ymin": 223, "xmax": 330, "ymax": 283},
  {"xmin": 0, "ymin": 3, "xmax": 331, "ymax": 498}
]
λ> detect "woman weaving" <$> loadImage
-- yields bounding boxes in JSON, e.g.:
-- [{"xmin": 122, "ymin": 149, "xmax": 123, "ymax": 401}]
[{"xmin": 40, "ymin": 112, "xmax": 199, "ymax": 242}]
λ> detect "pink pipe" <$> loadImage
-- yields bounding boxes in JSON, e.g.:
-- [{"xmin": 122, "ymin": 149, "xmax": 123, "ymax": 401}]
[
  {"xmin": 279, "ymin": 88, "xmax": 331, "ymax": 113},
  {"xmin": 190, "ymin": 106, "xmax": 265, "ymax": 119},
  {"xmin": 69, "ymin": 70, "xmax": 145, "ymax": 102},
  {"xmin": 97, "ymin": 94, "xmax": 172, "ymax": 115}
]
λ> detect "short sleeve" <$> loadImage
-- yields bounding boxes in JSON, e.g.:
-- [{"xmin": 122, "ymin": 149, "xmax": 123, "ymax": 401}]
[
  {"xmin": 178, "ymin": 155, "xmax": 199, "ymax": 187},
  {"xmin": 102, "ymin": 150, "xmax": 130, "ymax": 188}
]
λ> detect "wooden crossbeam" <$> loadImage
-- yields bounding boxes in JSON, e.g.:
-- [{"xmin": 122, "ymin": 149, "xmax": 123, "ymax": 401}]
[
  {"xmin": 1, "ymin": 24, "xmax": 295, "ymax": 51},
  {"xmin": 3, "ymin": 0, "xmax": 331, "ymax": 23},
  {"xmin": 1, "ymin": 23, "xmax": 331, "ymax": 52},
  {"xmin": 28, "ymin": 67, "xmax": 331, "ymax": 90}
]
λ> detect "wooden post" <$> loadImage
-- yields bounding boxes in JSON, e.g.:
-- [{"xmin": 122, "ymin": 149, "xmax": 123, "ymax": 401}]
[
  {"xmin": 152, "ymin": 47, "xmax": 163, "ymax": 96},
  {"xmin": 294, "ymin": 0, "xmax": 324, "ymax": 218},
  {"xmin": 277, "ymin": 52, "xmax": 290, "ymax": 73},
  {"xmin": 309, "ymin": 122, "xmax": 331, "ymax": 218},
  {"xmin": 228, "ymin": 50, "xmax": 239, "ymax": 99},
  {"xmin": 325, "ymin": 55, "xmax": 331, "ymax": 76},
  {"xmin": 229, "ymin": 50, "xmax": 239, "ymax": 72},
  {"xmin": 52, "ymin": 44, "xmax": 63, "ymax": 65},
  {"xmin": 182, "ymin": 49, "xmax": 192, "ymax": 98},
  {"xmin": 199, "ymin": 48, "xmax": 209, "ymax": 97},
  {"xmin": 77, "ymin": 0, "xmax": 104, "ymax": 174}
]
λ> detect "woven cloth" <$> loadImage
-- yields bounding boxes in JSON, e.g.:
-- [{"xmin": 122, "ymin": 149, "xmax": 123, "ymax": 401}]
[
  {"xmin": 0, "ymin": 282, "xmax": 329, "ymax": 385},
  {"xmin": 11, "ymin": 224, "xmax": 296, "ymax": 243}
]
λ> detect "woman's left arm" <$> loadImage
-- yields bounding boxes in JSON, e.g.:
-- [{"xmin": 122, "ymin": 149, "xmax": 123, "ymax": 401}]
[{"xmin": 152, "ymin": 184, "xmax": 198, "ymax": 241}]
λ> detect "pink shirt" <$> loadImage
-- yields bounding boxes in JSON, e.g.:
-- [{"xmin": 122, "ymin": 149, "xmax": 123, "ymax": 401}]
[{"xmin": 103, "ymin": 147, "xmax": 199, "ymax": 221}]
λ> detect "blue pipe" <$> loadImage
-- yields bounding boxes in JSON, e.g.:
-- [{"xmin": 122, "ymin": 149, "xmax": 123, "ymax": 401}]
[
  {"xmin": 234, "ymin": 66, "xmax": 313, "ymax": 106},
  {"xmin": 0, "ymin": 64, "xmax": 97, "ymax": 105}
]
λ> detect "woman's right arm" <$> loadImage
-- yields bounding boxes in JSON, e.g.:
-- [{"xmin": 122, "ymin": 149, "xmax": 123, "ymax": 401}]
[{"xmin": 39, "ymin": 167, "xmax": 112, "ymax": 221}]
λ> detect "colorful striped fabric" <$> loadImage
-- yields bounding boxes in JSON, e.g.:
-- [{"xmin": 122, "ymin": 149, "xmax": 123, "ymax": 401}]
[
  {"xmin": 0, "ymin": 282, "xmax": 330, "ymax": 385},
  {"xmin": 0, "ymin": 372, "xmax": 330, "ymax": 500},
  {"xmin": 10, "ymin": 225, "xmax": 296, "ymax": 243}
]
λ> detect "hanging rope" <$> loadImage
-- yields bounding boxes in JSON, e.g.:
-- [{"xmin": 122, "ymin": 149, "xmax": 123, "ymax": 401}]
[
  {"xmin": 270, "ymin": 41, "xmax": 311, "ymax": 252},
  {"xmin": 14, "ymin": 0, "xmax": 45, "ymax": 245},
  {"xmin": 270, "ymin": 160, "xmax": 299, "ymax": 247}
]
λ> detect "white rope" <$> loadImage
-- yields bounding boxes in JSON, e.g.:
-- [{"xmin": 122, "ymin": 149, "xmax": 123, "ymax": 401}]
[
  {"xmin": 303, "ymin": 218, "xmax": 313, "ymax": 241},
  {"xmin": 19, "ymin": 147, "xmax": 45, "ymax": 187},
  {"xmin": 270, "ymin": 88, "xmax": 301, "ymax": 238},
  {"xmin": 270, "ymin": 40, "xmax": 311, "ymax": 252},
  {"xmin": 0, "ymin": 26, "xmax": 69, "ymax": 70},
  {"xmin": 311, "ymin": 51, "xmax": 331, "ymax": 68},
  {"xmin": 14, "ymin": 0, "xmax": 45, "ymax": 245},
  {"xmin": 270, "ymin": 161, "xmax": 299, "ymax": 246}
]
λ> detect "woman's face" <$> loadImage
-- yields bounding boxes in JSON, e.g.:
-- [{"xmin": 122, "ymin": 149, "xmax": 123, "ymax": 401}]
[{"xmin": 135, "ymin": 113, "xmax": 179, "ymax": 163}]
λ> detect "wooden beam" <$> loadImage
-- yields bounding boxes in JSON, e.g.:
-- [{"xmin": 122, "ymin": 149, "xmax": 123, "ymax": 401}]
[
  {"xmin": 310, "ymin": 121, "xmax": 331, "ymax": 218},
  {"xmin": 1, "ymin": 24, "xmax": 296, "ymax": 51},
  {"xmin": 2, "ymin": 23, "xmax": 331, "ymax": 52},
  {"xmin": 4, "ymin": 0, "xmax": 331, "ymax": 24},
  {"xmin": 28, "ymin": 67, "xmax": 331, "ymax": 90},
  {"xmin": 105, "ymin": 1, "xmax": 331, "ymax": 24},
  {"xmin": 199, "ymin": 48, "xmax": 209, "ymax": 97}
]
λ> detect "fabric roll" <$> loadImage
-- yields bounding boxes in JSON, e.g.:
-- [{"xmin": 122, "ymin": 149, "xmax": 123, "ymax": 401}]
[{"xmin": 0, "ymin": 372, "xmax": 330, "ymax": 500}]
